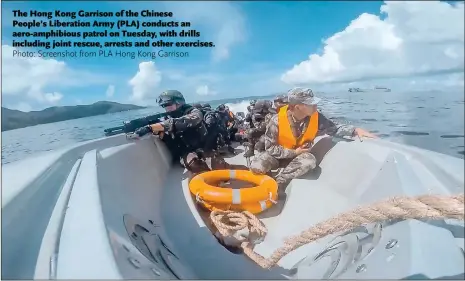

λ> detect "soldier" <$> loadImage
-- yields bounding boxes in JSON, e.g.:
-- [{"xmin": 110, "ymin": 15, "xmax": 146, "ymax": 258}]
[
  {"xmin": 250, "ymin": 99, "xmax": 257, "ymax": 108},
  {"xmin": 243, "ymin": 99, "xmax": 276, "ymax": 157},
  {"xmin": 250, "ymin": 87, "xmax": 377, "ymax": 188},
  {"xmin": 194, "ymin": 103, "xmax": 227, "ymax": 153},
  {"xmin": 224, "ymin": 106, "xmax": 237, "ymax": 140},
  {"xmin": 135, "ymin": 90, "xmax": 244, "ymax": 173},
  {"xmin": 200, "ymin": 103, "xmax": 212, "ymax": 109},
  {"xmin": 216, "ymin": 104, "xmax": 235, "ymax": 154},
  {"xmin": 245, "ymin": 105, "xmax": 254, "ymax": 129},
  {"xmin": 273, "ymin": 94, "xmax": 288, "ymax": 111}
]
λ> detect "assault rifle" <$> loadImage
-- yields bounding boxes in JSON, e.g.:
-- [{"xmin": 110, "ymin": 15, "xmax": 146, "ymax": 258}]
[{"xmin": 103, "ymin": 111, "xmax": 171, "ymax": 136}]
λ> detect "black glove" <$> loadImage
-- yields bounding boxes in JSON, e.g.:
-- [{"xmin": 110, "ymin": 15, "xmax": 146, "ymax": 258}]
[{"xmin": 134, "ymin": 125, "xmax": 152, "ymax": 137}]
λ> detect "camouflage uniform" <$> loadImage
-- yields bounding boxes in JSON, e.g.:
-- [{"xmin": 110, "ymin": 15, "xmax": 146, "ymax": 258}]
[
  {"xmin": 146, "ymin": 91, "xmax": 245, "ymax": 174},
  {"xmin": 243, "ymin": 100, "xmax": 276, "ymax": 156},
  {"xmin": 159, "ymin": 109, "xmax": 246, "ymax": 173},
  {"xmin": 192, "ymin": 103, "xmax": 226, "ymax": 151},
  {"xmin": 245, "ymin": 106, "xmax": 253, "ymax": 128},
  {"xmin": 250, "ymin": 88, "xmax": 356, "ymax": 186},
  {"xmin": 245, "ymin": 114, "xmax": 272, "ymax": 151},
  {"xmin": 159, "ymin": 107, "xmax": 204, "ymax": 133}
]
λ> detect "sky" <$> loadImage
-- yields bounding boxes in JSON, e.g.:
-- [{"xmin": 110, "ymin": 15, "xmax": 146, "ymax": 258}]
[{"xmin": 1, "ymin": 1, "xmax": 464, "ymax": 111}]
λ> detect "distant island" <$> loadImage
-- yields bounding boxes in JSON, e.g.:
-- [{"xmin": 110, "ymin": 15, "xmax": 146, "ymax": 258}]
[{"xmin": 1, "ymin": 101, "xmax": 145, "ymax": 132}]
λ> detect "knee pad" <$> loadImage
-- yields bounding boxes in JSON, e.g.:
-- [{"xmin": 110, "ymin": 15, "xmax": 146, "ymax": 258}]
[{"xmin": 254, "ymin": 141, "xmax": 265, "ymax": 152}]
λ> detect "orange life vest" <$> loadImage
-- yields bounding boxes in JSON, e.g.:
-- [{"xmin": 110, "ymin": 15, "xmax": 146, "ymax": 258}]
[
  {"xmin": 277, "ymin": 105, "xmax": 319, "ymax": 149},
  {"xmin": 227, "ymin": 111, "xmax": 235, "ymax": 126}
]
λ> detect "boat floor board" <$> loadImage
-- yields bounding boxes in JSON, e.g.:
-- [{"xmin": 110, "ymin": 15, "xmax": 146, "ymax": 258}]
[{"xmin": 164, "ymin": 166, "xmax": 287, "ymax": 279}]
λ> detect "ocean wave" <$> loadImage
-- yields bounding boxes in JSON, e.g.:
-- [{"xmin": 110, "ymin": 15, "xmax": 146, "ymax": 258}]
[
  {"xmin": 224, "ymin": 97, "xmax": 343, "ymax": 116},
  {"xmin": 225, "ymin": 100, "xmax": 251, "ymax": 114}
]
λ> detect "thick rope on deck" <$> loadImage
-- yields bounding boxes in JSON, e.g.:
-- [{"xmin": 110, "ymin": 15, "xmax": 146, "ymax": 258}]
[
  {"xmin": 210, "ymin": 194, "xmax": 465, "ymax": 269},
  {"xmin": 211, "ymin": 210, "xmax": 267, "ymax": 242}
]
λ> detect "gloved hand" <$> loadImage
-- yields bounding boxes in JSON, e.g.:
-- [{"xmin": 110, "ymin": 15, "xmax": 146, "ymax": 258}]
[{"xmin": 134, "ymin": 125, "xmax": 153, "ymax": 137}]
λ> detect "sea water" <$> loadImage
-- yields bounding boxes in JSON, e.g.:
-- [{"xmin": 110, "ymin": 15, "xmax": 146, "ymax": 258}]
[{"xmin": 2, "ymin": 91, "xmax": 464, "ymax": 164}]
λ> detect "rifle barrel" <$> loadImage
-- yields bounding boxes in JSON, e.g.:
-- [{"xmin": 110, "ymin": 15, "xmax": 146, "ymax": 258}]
[
  {"xmin": 104, "ymin": 126, "xmax": 124, "ymax": 133},
  {"xmin": 103, "ymin": 111, "xmax": 169, "ymax": 136}
]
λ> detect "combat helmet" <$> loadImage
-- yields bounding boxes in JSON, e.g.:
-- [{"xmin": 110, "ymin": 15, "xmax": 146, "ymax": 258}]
[{"xmin": 157, "ymin": 90, "xmax": 186, "ymax": 107}]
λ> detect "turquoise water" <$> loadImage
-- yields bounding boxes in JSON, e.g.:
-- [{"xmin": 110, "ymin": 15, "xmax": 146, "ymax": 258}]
[{"xmin": 2, "ymin": 91, "xmax": 464, "ymax": 164}]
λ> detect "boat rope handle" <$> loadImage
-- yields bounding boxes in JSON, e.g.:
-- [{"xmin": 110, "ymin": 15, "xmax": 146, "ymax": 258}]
[
  {"xmin": 195, "ymin": 192, "xmax": 205, "ymax": 204},
  {"xmin": 268, "ymin": 192, "xmax": 277, "ymax": 204},
  {"xmin": 210, "ymin": 194, "xmax": 465, "ymax": 269}
]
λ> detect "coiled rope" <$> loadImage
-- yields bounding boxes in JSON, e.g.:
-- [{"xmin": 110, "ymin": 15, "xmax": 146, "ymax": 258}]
[{"xmin": 210, "ymin": 194, "xmax": 464, "ymax": 269}]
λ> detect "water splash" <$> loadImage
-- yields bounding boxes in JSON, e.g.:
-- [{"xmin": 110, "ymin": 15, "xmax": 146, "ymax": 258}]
[{"xmin": 225, "ymin": 100, "xmax": 251, "ymax": 114}]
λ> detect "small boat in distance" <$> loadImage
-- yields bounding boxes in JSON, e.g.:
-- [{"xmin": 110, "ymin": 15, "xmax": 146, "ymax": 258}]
[
  {"xmin": 374, "ymin": 86, "xmax": 391, "ymax": 92},
  {"xmin": 349, "ymin": 86, "xmax": 391, "ymax": 92}
]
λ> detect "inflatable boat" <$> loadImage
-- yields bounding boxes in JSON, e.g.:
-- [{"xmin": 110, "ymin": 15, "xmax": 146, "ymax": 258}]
[{"xmin": 2, "ymin": 133, "xmax": 464, "ymax": 279}]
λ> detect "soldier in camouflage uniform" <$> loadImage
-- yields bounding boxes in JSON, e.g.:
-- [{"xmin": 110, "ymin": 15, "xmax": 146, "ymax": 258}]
[
  {"xmin": 273, "ymin": 94, "xmax": 288, "ymax": 111},
  {"xmin": 242, "ymin": 100, "xmax": 276, "ymax": 157},
  {"xmin": 250, "ymin": 87, "xmax": 377, "ymax": 188},
  {"xmin": 193, "ymin": 102, "xmax": 231, "ymax": 153},
  {"xmin": 135, "ymin": 90, "xmax": 245, "ymax": 173},
  {"xmin": 245, "ymin": 100, "xmax": 257, "ymax": 126},
  {"xmin": 213, "ymin": 104, "xmax": 235, "ymax": 154}
]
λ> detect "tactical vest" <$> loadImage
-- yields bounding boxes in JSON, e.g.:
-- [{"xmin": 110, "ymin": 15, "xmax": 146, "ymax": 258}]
[{"xmin": 168, "ymin": 104, "xmax": 208, "ymax": 152}]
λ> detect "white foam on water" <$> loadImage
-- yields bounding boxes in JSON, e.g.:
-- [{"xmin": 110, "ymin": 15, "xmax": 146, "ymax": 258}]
[
  {"xmin": 225, "ymin": 97, "xmax": 341, "ymax": 116},
  {"xmin": 225, "ymin": 100, "xmax": 251, "ymax": 114}
]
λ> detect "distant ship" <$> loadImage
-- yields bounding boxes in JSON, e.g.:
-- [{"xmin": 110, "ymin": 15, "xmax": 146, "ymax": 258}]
[
  {"xmin": 374, "ymin": 86, "xmax": 391, "ymax": 92},
  {"xmin": 348, "ymin": 86, "xmax": 391, "ymax": 92}
]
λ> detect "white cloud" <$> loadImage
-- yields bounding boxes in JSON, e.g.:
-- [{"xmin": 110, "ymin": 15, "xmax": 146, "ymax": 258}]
[
  {"xmin": 2, "ymin": 45, "xmax": 66, "ymax": 102},
  {"xmin": 163, "ymin": 1, "xmax": 246, "ymax": 62},
  {"xmin": 43, "ymin": 92, "xmax": 63, "ymax": 104},
  {"xmin": 128, "ymin": 61, "xmax": 162, "ymax": 102},
  {"xmin": 281, "ymin": 1, "xmax": 464, "ymax": 85},
  {"xmin": 160, "ymin": 66, "xmax": 289, "ymax": 100},
  {"xmin": 105, "ymin": 85, "xmax": 115, "ymax": 98},
  {"xmin": 2, "ymin": 44, "xmax": 109, "ymax": 107},
  {"xmin": 196, "ymin": 85, "xmax": 217, "ymax": 96},
  {"xmin": 165, "ymin": 70, "xmax": 223, "ymax": 94}
]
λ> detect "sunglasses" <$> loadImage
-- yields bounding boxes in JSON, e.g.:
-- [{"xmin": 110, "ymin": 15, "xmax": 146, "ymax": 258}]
[{"xmin": 157, "ymin": 95, "xmax": 175, "ymax": 103}]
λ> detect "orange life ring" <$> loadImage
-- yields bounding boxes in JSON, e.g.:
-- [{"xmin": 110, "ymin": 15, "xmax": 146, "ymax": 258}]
[{"xmin": 189, "ymin": 169, "xmax": 278, "ymax": 214}]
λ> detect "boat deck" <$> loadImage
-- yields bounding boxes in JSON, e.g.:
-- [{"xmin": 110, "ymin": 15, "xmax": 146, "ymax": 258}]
[{"xmin": 3, "ymin": 134, "xmax": 463, "ymax": 280}]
